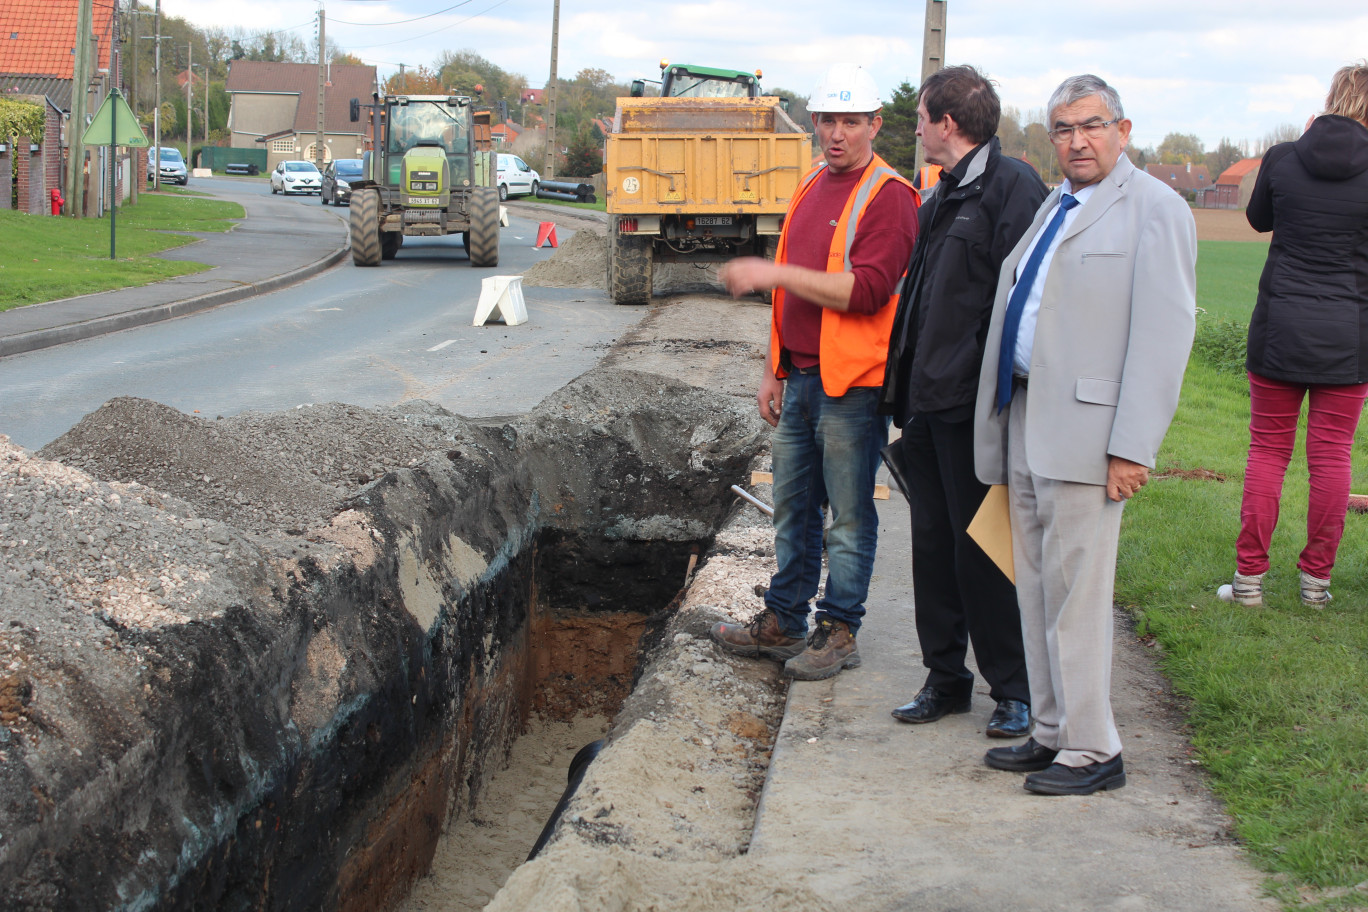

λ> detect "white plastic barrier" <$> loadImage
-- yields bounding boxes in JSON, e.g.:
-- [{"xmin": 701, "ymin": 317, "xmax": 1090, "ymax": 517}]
[{"xmin": 473, "ymin": 275, "xmax": 528, "ymax": 326}]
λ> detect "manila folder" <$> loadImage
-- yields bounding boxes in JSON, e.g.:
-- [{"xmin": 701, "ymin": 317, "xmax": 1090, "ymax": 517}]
[{"xmin": 967, "ymin": 484, "xmax": 1014, "ymax": 584}]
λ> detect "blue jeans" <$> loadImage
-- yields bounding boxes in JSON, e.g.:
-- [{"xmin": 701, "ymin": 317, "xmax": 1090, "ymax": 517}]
[{"xmin": 764, "ymin": 374, "xmax": 889, "ymax": 636}]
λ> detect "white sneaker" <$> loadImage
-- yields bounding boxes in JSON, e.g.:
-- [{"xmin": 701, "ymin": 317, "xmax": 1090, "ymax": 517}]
[
  {"xmin": 1299, "ymin": 570, "xmax": 1332, "ymax": 608},
  {"xmin": 1217, "ymin": 571, "xmax": 1264, "ymax": 607}
]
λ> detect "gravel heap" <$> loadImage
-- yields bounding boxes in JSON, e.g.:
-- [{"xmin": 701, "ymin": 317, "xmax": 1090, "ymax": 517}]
[
  {"xmin": 0, "ymin": 436, "xmax": 266, "ymax": 632},
  {"xmin": 37, "ymin": 397, "xmax": 484, "ymax": 537}
]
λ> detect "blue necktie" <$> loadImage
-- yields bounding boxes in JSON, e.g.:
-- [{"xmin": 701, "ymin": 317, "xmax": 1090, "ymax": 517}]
[{"xmin": 995, "ymin": 193, "xmax": 1079, "ymax": 411}]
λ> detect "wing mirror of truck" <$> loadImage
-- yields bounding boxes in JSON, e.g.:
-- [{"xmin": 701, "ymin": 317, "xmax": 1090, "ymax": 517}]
[
  {"xmin": 631, "ymin": 79, "xmax": 645, "ymax": 98},
  {"xmin": 779, "ymin": 97, "xmax": 792, "ymax": 114},
  {"xmin": 349, "ymin": 98, "xmax": 360, "ymax": 122}
]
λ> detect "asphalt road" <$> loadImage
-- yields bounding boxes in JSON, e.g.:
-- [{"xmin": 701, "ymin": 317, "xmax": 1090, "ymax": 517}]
[{"xmin": 0, "ymin": 182, "xmax": 641, "ymax": 450}]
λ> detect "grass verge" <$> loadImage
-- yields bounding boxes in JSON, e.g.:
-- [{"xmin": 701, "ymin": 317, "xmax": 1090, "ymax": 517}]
[
  {"xmin": 0, "ymin": 191, "xmax": 244, "ymax": 310},
  {"xmin": 1120, "ymin": 239, "xmax": 1368, "ymax": 909}
]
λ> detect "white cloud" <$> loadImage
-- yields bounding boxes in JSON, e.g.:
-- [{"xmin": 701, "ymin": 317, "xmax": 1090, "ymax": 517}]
[{"xmin": 156, "ymin": 0, "xmax": 1368, "ymax": 150}]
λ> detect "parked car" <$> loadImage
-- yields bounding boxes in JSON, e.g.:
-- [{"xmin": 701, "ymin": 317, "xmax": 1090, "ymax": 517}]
[
  {"xmin": 147, "ymin": 147, "xmax": 188, "ymax": 186},
  {"xmin": 496, "ymin": 153, "xmax": 540, "ymax": 200},
  {"xmin": 271, "ymin": 160, "xmax": 322, "ymax": 195},
  {"xmin": 321, "ymin": 158, "xmax": 364, "ymax": 206}
]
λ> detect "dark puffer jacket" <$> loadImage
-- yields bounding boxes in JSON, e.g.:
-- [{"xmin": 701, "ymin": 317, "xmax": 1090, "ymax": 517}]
[{"xmin": 1246, "ymin": 114, "xmax": 1368, "ymax": 384}]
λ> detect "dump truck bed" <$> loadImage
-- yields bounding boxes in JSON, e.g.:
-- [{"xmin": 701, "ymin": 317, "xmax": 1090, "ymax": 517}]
[{"xmin": 606, "ymin": 97, "xmax": 810, "ymax": 216}]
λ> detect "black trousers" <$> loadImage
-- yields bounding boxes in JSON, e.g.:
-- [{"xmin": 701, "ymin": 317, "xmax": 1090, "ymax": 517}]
[{"xmin": 895, "ymin": 412, "xmax": 1029, "ymax": 704}]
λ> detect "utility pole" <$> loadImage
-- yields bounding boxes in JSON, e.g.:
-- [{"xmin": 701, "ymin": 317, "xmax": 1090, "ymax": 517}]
[
  {"xmin": 65, "ymin": 0, "xmax": 94, "ymax": 217},
  {"xmin": 915, "ymin": 0, "xmax": 947, "ymax": 172},
  {"xmin": 153, "ymin": 0, "xmax": 162, "ymax": 190},
  {"xmin": 544, "ymin": 0, "xmax": 559, "ymax": 179},
  {"xmin": 203, "ymin": 61, "xmax": 209, "ymax": 148},
  {"xmin": 315, "ymin": 4, "xmax": 326, "ymax": 168},
  {"xmin": 185, "ymin": 40, "xmax": 192, "ymax": 165},
  {"xmin": 127, "ymin": 3, "xmax": 138, "ymax": 203}
]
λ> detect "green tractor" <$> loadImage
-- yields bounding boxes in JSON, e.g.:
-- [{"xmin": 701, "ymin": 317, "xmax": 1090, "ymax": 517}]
[{"xmin": 347, "ymin": 93, "xmax": 501, "ymax": 267}]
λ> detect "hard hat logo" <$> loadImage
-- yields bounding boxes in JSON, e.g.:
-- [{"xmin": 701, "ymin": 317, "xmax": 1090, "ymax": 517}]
[{"xmin": 808, "ymin": 63, "xmax": 881, "ymax": 113}]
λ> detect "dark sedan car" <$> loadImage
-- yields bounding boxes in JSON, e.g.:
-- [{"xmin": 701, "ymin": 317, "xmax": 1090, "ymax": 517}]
[{"xmin": 321, "ymin": 159, "xmax": 365, "ymax": 206}]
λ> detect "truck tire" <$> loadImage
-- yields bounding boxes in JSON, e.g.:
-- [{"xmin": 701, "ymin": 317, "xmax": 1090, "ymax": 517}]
[
  {"xmin": 349, "ymin": 189, "xmax": 382, "ymax": 267},
  {"xmin": 467, "ymin": 187, "xmax": 500, "ymax": 267},
  {"xmin": 609, "ymin": 231, "xmax": 652, "ymax": 305},
  {"xmin": 381, "ymin": 231, "xmax": 401, "ymax": 260}
]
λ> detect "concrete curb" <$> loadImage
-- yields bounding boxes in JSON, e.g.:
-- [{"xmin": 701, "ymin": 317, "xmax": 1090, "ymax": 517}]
[{"xmin": 0, "ymin": 243, "xmax": 349, "ymax": 359}]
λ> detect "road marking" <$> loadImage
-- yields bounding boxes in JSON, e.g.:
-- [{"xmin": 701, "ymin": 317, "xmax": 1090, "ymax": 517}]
[
  {"xmin": 428, "ymin": 339, "xmax": 457, "ymax": 351},
  {"xmin": 314, "ymin": 307, "xmax": 342, "ymax": 312}
]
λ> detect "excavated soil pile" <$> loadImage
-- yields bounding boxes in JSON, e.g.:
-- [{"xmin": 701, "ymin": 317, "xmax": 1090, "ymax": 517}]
[
  {"xmin": 522, "ymin": 225, "xmax": 727, "ymax": 299},
  {"xmin": 0, "ymin": 367, "xmax": 768, "ymax": 911}
]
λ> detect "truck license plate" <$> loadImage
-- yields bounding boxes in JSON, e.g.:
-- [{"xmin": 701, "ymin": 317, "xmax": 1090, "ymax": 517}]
[{"xmin": 695, "ymin": 216, "xmax": 733, "ymax": 226}]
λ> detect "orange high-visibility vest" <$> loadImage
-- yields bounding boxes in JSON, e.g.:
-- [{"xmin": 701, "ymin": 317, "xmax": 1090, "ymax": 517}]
[
  {"xmin": 916, "ymin": 165, "xmax": 942, "ymax": 192},
  {"xmin": 769, "ymin": 155, "xmax": 918, "ymax": 397}
]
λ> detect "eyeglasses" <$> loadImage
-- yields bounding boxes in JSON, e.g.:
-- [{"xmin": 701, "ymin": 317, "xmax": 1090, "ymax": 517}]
[{"xmin": 1047, "ymin": 118, "xmax": 1120, "ymax": 144}]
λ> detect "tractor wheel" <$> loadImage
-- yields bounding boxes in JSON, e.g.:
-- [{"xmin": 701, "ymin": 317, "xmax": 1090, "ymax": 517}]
[
  {"xmin": 381, "ymin": 231, "xmax": 401, "ymax": 260},
  {"xmin": 608, "ymin": 230, "xmax": 652, "ymax": 305},
  {"xmin": 349, "ymin": 189, "xmax": 382, "ymax": 266},
  {"xmin": 467, "ymin": 187, "xmax": 500, "ymax": 267}
]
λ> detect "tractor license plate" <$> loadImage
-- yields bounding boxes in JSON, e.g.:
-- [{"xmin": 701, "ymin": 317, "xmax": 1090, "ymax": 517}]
[
  {"xmin": 407, "ymin": 198, "xmax": 438, "ymax": 206},
  {"xmin": 695, "ymin": 217, "xmax": 733, "ymax": 226}
]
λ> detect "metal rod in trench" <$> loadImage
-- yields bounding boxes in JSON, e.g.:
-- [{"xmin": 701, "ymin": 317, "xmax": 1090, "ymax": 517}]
[{"xmin": 730, "ymin": 484, "xmax": 774, "ymax": 518}]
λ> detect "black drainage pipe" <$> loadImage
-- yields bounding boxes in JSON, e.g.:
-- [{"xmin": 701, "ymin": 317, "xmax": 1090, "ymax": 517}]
[{"xmin": 526, "ymin": 739, "xmax": 605, "ymax": 861}]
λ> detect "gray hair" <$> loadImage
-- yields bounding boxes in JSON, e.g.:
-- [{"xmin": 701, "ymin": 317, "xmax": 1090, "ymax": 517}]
[{"xmin": 1047, "ymin": 74, "xmax": 1124, "ymax": 122}]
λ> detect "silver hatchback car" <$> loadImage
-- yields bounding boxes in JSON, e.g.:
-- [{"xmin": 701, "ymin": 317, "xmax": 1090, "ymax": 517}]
[{"xmin": 147, "ymin": 147, "xmax": 188, "ymax": 185}]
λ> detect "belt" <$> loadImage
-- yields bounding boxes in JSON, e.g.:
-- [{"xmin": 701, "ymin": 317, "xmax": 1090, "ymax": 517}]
[{"xmin": 793, "ymin": 364, "xmax": 821, "ymax": 376}]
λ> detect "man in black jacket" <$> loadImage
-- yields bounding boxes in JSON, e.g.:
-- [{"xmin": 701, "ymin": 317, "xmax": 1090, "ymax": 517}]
[{"xmin": 880, "ymin": 65, "xmax": 1048, "ymax": 737}]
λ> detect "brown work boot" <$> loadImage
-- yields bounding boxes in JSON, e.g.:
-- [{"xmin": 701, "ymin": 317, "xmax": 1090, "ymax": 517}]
[
  {"xmin": 711, "ymin": 608, "xmax": 807, "ymax": 661},
  {"xmin": 784, "ymin": 618, "xmax": 861, "ymax": 680}
]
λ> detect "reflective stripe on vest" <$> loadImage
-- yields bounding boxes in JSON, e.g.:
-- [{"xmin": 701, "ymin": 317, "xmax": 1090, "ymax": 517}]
[{"xmin": 770, "ymin": 155, "xmax": 918, "ymax": 398}]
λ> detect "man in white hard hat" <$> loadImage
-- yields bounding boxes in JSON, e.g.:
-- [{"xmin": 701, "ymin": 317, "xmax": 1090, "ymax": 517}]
[{"xmin": 709, "ymin": 63, "xmax": 919, "ymax": 680}]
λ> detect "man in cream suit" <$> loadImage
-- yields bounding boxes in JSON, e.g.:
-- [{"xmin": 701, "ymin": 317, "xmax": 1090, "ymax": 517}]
[{"xmin": 973, "ymin": 75, "xmax": 1196, "ymax": 795}]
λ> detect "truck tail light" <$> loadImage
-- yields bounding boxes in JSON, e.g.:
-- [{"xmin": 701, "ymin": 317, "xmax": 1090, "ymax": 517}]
[{"xmin": 619, "ymin": 218, "xmax": 637, "ymax": 232}]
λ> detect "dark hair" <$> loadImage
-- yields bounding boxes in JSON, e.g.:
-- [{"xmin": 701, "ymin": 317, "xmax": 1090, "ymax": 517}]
[{"xmin": 919, "ymin": 65, "xmax": 1001, "ymax": 144}]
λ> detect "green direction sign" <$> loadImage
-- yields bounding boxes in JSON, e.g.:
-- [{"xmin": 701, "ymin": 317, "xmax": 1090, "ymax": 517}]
[{"xmin": 82, "ymin": 91, "xmax": 149, "ymax": 147}]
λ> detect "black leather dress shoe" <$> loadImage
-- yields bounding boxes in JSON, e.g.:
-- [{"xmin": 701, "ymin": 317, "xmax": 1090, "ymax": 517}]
[
  {"xmin": 985, "ymin": 699, "xmax": 1030, "ymax": 738},
  {"xmin": 891, "ymin": 685, "xmax": 971, "ymax": 724},
  {"xmin": 1023, "ymin": 755, "xmax": 1126, "ymax": 795},
  {"xmin": 984, "ymin": 737, "xmax": 1058, "ymax": 772}
]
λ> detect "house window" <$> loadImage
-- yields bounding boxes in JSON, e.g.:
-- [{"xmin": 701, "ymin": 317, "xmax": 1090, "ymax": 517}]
[{"xmin": 271, "ymin": 137, "xmax": 295, "ymax": 153}]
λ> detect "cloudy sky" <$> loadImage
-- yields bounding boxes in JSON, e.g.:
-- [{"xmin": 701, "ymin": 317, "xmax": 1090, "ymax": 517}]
[{"xmin": 161, "ymin": 0, "xmax": 1368, "ymax": 151}]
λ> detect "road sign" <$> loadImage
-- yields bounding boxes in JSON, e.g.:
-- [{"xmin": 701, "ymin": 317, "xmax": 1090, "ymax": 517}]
[{"xmin": 82, "ymin": 91, "xmax": 149, "ymax": 148}]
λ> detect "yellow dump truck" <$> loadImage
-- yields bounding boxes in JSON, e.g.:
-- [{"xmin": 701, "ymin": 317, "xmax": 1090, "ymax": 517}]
[{"xmin": 604, "ymin": 64, "xmax": 811, "ymax": 305}]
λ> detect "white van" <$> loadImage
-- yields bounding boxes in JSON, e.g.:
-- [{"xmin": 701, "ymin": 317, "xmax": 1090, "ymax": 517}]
[{"xmin": 496, "ymin": 154, "xmax": 540, "ymax": 200}]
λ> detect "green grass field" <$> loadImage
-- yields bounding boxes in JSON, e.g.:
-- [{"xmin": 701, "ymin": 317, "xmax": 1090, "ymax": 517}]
[
  {"xmin": 0, "ymin": 190, "xmax": 243, "ymax": 310},
  {"xmin": 1121, "ymin": 238, "xmax": 1368, "ymax": 909}
]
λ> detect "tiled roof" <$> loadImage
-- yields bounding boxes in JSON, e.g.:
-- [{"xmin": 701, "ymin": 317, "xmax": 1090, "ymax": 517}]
[
  {"xmin": 1215, "ymin": 158, "xmax": 1261, "ymax": 186},
  {"xmin": 0, "ymin": 74, "xmax": 71, "ymax": 110},
  {"xmin": 1145, "ymin": 162, "xmax": 1213, "ymax": 192},
  {"xmin": 0, "ymin": 0, "xmax": 114, "ymax": 80},
  {"xmin": 226, "ymin": 60, "xmax": 376, "ymax": 135}
]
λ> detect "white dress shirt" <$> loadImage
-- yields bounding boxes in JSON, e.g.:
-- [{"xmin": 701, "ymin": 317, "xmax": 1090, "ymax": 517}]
[{"xmin": 1011, "ymin": 179, "xmax": 1099, "ymax": 376}]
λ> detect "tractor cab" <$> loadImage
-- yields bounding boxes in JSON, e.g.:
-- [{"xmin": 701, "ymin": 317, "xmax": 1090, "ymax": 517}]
[{"xmin": 631, "ymin": 63, "xmax": 765, "ymax": 99}]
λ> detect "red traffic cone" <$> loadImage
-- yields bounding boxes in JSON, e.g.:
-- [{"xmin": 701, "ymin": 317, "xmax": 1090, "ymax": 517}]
[{"xmin": 534, "ymin": 222, "xmax": 558, "ymax": 248}]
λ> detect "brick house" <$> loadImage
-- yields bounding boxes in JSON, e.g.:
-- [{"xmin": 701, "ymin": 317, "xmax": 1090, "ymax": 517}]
[
  {"xmin": 0, "ymin": 0, "xmax": 130, "ymax": 215},
  {"xmin": 225, "ymin": 61, "xmax": 376, "ymax": 171},
  {"xmin": 1204, "ymin": 158, "xmax": 1262, "ymax": 209},
  {"xmin": 1144, "ymin": 161, "xmax": 1212, "ymax": 197}
]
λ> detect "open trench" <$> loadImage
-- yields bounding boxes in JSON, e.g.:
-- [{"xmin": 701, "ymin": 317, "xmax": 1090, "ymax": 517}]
[{"xmin": 0, "ymin": 366, "xmax": 782, "ymax": 911}]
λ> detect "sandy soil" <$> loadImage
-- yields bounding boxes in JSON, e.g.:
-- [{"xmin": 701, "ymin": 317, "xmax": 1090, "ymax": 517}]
[
  {"xmin": 399, "ymin": 714, "xmax": 611, "ymax": 912},
  {"xmin": 1193, "ymin": 207, "xmax": 1266, "ymax": 242}
]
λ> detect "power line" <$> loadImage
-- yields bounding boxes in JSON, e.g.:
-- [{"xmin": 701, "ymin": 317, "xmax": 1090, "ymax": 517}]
[
  {"xmin": 329, "ymin": 0, "xmax": 478, "ymax": 27},
  {"xmin": 346, "ymin": 0, "xmax": 511, "ymax": 50}
]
